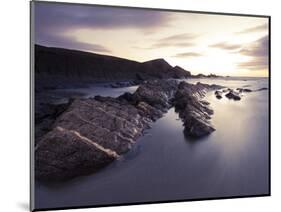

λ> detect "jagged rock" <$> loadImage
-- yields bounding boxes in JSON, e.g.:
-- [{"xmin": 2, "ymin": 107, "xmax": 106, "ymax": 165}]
[
  {"xmin": 35, "ymin": 126, "xmax": 117, "ymax": 181},
  {"xmin": 35, "ymin": 80, "xmax": 223, "ymax": 181},
  {"xmin": 35, "ymin": 102, "xmax": 70, "ymax": 142},
  {"xmin": 132, "ymin": 80, "xmax": 178, "ymax": 111},
  {"xmin": 174, "ymin": 82, "xmax": 220, "ymax": 137},
  {"xmin": 200, "ymin": 100, "xmax": 210, "ymax": 105},
  {"xmin": 36, "ymin": 97, "xmax": 152, "ymax": 180},
  {"xmin": 35, "ymin": 80, "xmax": 178, "ymax": 181},
  {"xmin": 225, "ymin": 90, "xmax": 241, "ymax": 100}
]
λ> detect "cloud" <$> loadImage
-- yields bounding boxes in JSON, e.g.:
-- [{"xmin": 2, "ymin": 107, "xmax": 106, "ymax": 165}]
[
  {"xmin": 173, "ymin": 52, "xmax": 203, "ymax": 58},
  {"xmin": 62, "ymin": 40, "xmax": 111, "ymax": 53},
  {"xmin": 237, "ymin": 35, "xmax": 269, "ymax": 71},
  {"xmin": 158, "ymin": 33, "xmax": 198, "ymax": 42},
  {"xmin": 209, "ymin": 42, "xmax": 241, "ymax": 50},
  {"xmin": 34, "ymin": 2, "xmax": 173, "ymax": 52},
  {"xmin": 34, "ymin": 2, "xmax": 172, "ymax": 38},
  {"xmin": 239, "ymin": 35, "xmax": 268, "ymax": 57},
  {"xmin": 236, "ymin": 23, "xmax": 268, "ymax": 34},
  {"xmin": 150, "ymin": 41, "xmax": 195, "ymax": 49},
  {"xmin": 142, "ymin": 33, "xmax": 198, "ymax": 49},
  {"xmin": 237, "ymin": 57, "xmax": 268, "ymax": 71},
  {"xmin": 37, "ymin": 32, "xmax": 111, "ymax": 53}
]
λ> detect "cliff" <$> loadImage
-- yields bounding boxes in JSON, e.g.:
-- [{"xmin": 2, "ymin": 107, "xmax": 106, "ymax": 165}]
[{"xmin": 34, "ymin": 45, "xmax": 191, "ymax": 84}]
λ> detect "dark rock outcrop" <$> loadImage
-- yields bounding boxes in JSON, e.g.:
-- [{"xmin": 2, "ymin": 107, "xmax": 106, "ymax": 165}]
[
  {"xmin": 35, "ymin": 80, "xmax": 178, "ymax": 181},
  {"xmin": 256, "ymin": 87, "xmax": 268, "ymax": 91},
  {"xmin": 110, "ymin": 81, "xmax": 137, "ymax": 88},
  {"xmin": 192, "ymin": 73, "xmax": 222, "ymax": 78},
  {"xmin": 222, "ymin": 88, "xmax": 231, "ymax": 93},
  {"xmin": 35, "ymin": 45, "xmax": 191, "ymax": 88},
  {"xmin": 35, "ymin": 97, "xmax": 153, "ymax": 181},
  {"xmin": 225, "ymin": 90, "xmax": 241, "ymax": 101},
  {"xmin": 237, "ymin": 88, "xmax": 252, "ymax": 93},
  {"xmin": 173, "ymin": 82, "xmax": 223, "ymax": 137},
  {"xmin": 35, "ymin": 80, "xmax": 222, "ymax": 181},
  {"xmin": 132, "ymin": 80, "xmax": 178, "ymax": 111},
  {"xmin": 215, "ymin": 86, "xmax": 267, "ymax": 101},
  {"xmin": 171, "ymin": 66, "xmax": 191, "ymax": 78},
  {"xmin": 215, "ymin": 90, "xmax": 223, "ymax": 99},
  {"xmin": 35, "ymin": 102, "xmax": 71, "ymax": 142}
]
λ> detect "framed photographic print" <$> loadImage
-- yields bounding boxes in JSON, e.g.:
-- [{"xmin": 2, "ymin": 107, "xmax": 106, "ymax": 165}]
[{"xmin": 30, "ymin": 1, "xmax": 270, "ymax": 211}]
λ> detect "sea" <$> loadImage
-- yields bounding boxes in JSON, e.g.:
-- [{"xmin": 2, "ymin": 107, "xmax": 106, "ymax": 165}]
[{"xmin": 35, "ymin": 77, "xmax": 269, "ymax": 209}]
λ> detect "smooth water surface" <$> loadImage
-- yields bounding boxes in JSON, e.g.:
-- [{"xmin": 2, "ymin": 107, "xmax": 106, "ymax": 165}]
[{"xmin": 35, "ymin": 77, "xmax": 269, "ymax": 208}]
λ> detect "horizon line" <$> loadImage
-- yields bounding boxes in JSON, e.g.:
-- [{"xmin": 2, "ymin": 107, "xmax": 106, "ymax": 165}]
[{"xmin": 34, "ymin": 43, "xmax": 269, "ymax": 78}]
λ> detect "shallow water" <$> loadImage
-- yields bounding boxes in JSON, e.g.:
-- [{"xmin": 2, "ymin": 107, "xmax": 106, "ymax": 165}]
[{"xmin": 35, "ymin": 77, "xmax": 269, "ymax": 209}]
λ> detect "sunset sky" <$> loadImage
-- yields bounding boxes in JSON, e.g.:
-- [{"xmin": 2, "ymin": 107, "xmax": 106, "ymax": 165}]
[{"xmin": 34, "ymin": 2, "xmax": 269, "ymax": 77}]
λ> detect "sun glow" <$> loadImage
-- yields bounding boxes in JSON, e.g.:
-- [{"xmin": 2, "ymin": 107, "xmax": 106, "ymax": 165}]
[{"xmin": 37, "ymin": 4, "xmax": 269, "ymax": 77}]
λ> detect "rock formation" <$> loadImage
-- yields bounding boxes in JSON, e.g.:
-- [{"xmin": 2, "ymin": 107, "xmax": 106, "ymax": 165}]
[
  {"xmin": 236, "ymin": 88, "xmax": 252, "ymax": 93},
  {"xmin": 35, "ymin": 80, "xmax": 222, "ymax": 181},
  {"xmin": 215, "ymin": 90, "xmax": 223, "ymax": 99},
  {"xmin": 225, "ymin": 90, "xmax": 241, "ymax": 101},
  {"xmin": 174, "ymin": 82, "xmax": 223, "ymax": 137}
]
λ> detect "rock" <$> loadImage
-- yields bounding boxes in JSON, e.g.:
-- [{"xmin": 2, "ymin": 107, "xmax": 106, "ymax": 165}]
[
  {"xmin": 194, "ymin": 73, "xmax": 206, "ymax": 78},
  {"xmin": 173, "ymin": 81, "xmax": 217, "ymax": 137},
  {"xmin": 236, "ymin": 88, "xmax": 252, "ymax": 93},
  {"xmin": 110, "ymin": 81, "xmax": 137, "ymax": 88},
  {"xmin": 35, "ymin": 102, "xmax": 70, "ymax": 143},
  {"xmin": 170, "ymin": 66, "xmax": 191, "ymax": 78},
  {"xmin": 207, "ymin": 74, "xmax": 220, "ymax": 78},
  {"xmin": 256, "ymin": 87, "xmax": 268, "ymax": 91},
  {"xmin": 35, "ymin": 45, "xmax": 191, "ymax": 86},
  {"xmin": 214, "ymin": 90, "xmax": 223, "ymax": 99},
  {"xmin": 200, "ymin": 100, "xmax": 210, "ymax": 105},
  {"xmin": 192, "ymin": 73, "xmax": 222, "ymax": 78},
  {"xmin": 222, "ymin": 88, "xmax": 231, "ymax": 93},
  {"xmin": 35, "ymin": 126, "xmax": 117, "ymax": 181},
  {"xmin": 117, "ymin": 92, "xmax": 134, "ymax": 102},
  {"xmin": 35, "ymin": 80, "xmax": 178, "ymax": 181},
  {"xmin": 225, "ymin": 90, "xmax": 241, "ymax": 100},
  {"xmin": 132, "ymin": 80, "xmax": 178, "ymax": 111},
  {"xmin": 35, "ymin": 96, "xmax": 154, "ymax": 180},
  {"xmin": 35, "ymin": 80, "xmax": 223, "ymax": 181}
]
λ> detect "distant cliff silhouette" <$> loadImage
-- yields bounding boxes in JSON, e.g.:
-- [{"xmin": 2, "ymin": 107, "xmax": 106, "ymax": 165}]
[{"xmin": 35, "ymin": 45, "xmax": 191, "ymax": 82}]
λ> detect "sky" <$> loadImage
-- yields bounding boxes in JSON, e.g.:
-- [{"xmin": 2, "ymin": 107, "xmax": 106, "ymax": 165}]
[{"xmin": 34, "ymin": 2, "xmax": 269, "ymax": 77}]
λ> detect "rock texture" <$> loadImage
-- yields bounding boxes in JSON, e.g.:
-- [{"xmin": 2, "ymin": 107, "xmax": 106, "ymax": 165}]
[
  {"xmin": 132, "ymin": 80, "xmax": 178, "ymax": 111},
  {"xmin": 174, "ymin": 82, "xmax": 223, "ymax": 137},
  {"xmin": 35, "ymin": 80, "xmax": 222, "ymax": 181}
]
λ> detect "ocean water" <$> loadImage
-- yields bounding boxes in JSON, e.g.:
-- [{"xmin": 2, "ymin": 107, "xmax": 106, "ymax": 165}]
[{"xmin": 35, "ymin": 77, "xmax": 269, "ymax": 209}]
